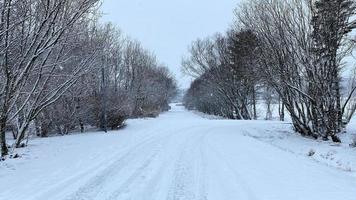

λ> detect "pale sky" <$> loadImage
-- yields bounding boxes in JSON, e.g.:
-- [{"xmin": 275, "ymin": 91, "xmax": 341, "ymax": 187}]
[{"xmin": 100, "ymin": 0, "xmax": 239, "ymax": 88}]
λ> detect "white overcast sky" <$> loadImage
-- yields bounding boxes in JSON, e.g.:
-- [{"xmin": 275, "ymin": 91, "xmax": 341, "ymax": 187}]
[{"xmin": 100, "ymin": 0, "xmax": 239, "ymax": 88}]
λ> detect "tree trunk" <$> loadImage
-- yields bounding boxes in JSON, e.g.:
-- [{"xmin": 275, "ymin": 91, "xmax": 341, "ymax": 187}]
[
  {"xmin": 15, "ymin": 122, "xmax": 30, "ymax": 148},
  {"xmin": 335, "ymin": 80, "xmax": 343, "ymax": 131},
  {"xmin": 279, "ymin": 98, "xmax": 285, "ymax": 121},
  {"xmin": 252, "ymin": 86, "xmax": 257, "ymax": 120},
  {"xmin": 0, "ymin": 117, "xmax": 8, "ymax": 157},
  {"xmin": 266, "ymin": 102, "xmax": 272, "ymax": 120},
  {"xmin": 100, "ymin": 58, "xmax": 108, "ymax": 133},
  {"xmin": 80, "ymin": 120, "xmax": 84, "ymax": 133}
]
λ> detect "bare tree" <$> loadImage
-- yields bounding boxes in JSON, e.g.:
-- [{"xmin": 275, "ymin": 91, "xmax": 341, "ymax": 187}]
[
  {"xmin": 0, "ymin": 0, "xmax": 100, "ymax": 156},
  {"xmin": 237, "ymin": 0, "xmax": 356, "ymax": 141},
  {"xmin": 182, "ymin": 31, "xmax": 260, "ymax": 120}
]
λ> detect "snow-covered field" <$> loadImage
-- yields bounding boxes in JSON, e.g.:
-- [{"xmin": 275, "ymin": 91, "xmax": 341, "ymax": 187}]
[{"xmin": 1, "ymin": 104, "xmax": 356, "ymax": 200}]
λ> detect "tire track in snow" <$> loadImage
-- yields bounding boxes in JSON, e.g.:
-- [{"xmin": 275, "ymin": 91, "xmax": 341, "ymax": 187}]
[
  {"xmin": 103, "ymin": 142, "xmax": 162, "ymax": 200},
  {"xmin": 197, "ymin": 132, "xmax": 208, "ymax": 200},
  {"xmin": 31, "ymin": 126, "xmax": 169, "ymax": 200},
  {"xmin": 66, "ymin": 125, "xmax": 205, "ymax": 200},
  {"xmin": 64, "ymin": 131, "xmax": 170, "ymax": 200},
  {"xmin": 166, "ymin": 129, "xmax": 209, "ymax": 200},
  {"xmin": 103, "ymin": 125, "xmax": 206, "ymax": 200},
  {"xmin": 205, "ymin": 130, "xmax": 258, "ymax": 200}
]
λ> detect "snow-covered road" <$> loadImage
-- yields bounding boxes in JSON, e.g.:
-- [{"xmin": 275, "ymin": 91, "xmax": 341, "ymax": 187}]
[{"xmin": 1, "ymin": 105, "xmax": 355, "ymax": 200}]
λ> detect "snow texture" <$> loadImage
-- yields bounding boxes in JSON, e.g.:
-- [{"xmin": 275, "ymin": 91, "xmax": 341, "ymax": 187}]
[{"xmin": 1, "ymin": 104, "xmax": 355, "ymax": 200}]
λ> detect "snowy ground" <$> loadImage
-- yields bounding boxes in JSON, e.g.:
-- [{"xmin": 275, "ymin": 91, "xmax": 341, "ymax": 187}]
[{"xmin": 1, "ymin": 104, "xmax": 356, "ymax": 200}]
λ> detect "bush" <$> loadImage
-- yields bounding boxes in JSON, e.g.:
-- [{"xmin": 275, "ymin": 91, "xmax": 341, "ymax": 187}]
[
  {"xmin": 107, "ymin": 114, "xmax": 126, "ymax": 130},
  {"xmin": 308, "ymin": 149, "xmax": 316, "ymax": 157},
  {"xmin": 350, "ymin": 136, "xmax": 356, "ymax": 148}
]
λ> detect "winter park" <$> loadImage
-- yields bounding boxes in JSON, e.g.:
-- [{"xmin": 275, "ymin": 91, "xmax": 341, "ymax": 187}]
[{"xmin": 1, "ymin": 0, "xmax": 356, "ymax": 199}]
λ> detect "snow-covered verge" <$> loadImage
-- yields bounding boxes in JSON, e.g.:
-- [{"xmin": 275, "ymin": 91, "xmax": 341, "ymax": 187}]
[
  {"xmin": 242, "ymin": 119, "xmax": 356, "ymax": 174},
  {"xmin": 195, "ymin": 104, "xmax": 356, "ymax": 174},
  {"xmin": 191, "ymin": 110, "xmax": 225, "ymax": 120},
  {"xmin": 0, "ymin": 104, "xmax": 355, "ymax": 200}
]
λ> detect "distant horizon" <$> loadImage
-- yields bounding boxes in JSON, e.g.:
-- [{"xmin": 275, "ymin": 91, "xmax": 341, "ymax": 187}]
[{"xmin": 100, "ymin": 0, "xmax": 238, "ymax": 89}]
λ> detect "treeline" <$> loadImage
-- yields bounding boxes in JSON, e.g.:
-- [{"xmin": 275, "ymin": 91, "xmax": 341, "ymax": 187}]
[
  {"xmin": 183, "ymin": 0, "xmax": 356, "ymax": 142},
  {"xmin": 0, "ymin": 0, "xmax": 177, "ymax": 158},
  {"xmin": 183, "ymin": 31, "xmax": 261, "ymax": 120}
]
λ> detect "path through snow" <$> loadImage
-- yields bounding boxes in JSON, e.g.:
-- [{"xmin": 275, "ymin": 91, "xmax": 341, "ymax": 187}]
[{"xmin": 1, "ymin": 105, "xmax": 355, "ymax": 200}]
